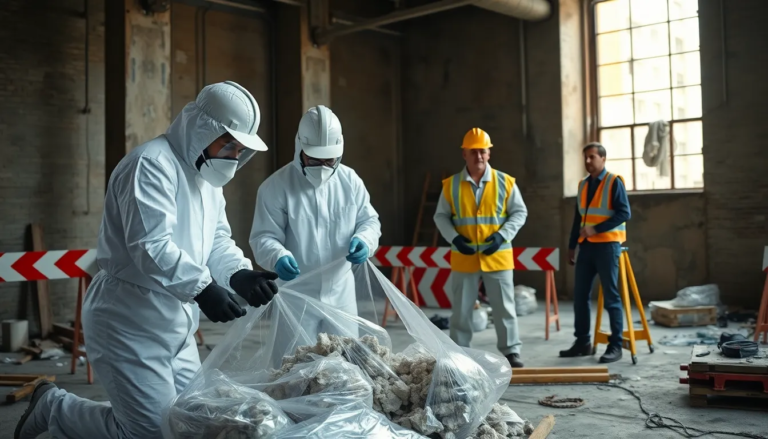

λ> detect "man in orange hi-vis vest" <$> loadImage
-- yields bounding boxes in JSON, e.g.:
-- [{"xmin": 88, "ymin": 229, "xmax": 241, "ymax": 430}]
[
  {"xmin": 560, "ymin": 142, "xmax": 631, "ymax": 364},
  {"xmin": 434, "ymin": 128, "xmax": 528, "ymax": 368}
]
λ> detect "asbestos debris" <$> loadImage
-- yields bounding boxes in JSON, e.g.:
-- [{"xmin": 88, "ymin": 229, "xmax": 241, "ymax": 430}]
[
  {"xmin": 168, "ymin": 371, "xmax": 293, "ymax": 439},
  {"xmin": 275, "ymin": 334, "xmax": 531, "ymax": 439}
]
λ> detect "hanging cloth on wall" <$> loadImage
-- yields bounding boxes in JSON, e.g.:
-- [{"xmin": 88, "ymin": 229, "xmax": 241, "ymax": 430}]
[{"xmin": 643, "ymin": 120, "xmax": 677, "ymax": 177}]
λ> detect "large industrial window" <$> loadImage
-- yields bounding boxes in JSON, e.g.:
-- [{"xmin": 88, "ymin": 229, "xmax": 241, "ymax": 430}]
[{"xmin": 591, "ymin": 0, "xmax": 702, "ymax": 191}]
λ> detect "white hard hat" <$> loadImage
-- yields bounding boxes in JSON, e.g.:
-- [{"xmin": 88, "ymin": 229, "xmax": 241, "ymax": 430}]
[
  {"xmin": 197, "ymin": 81, "xmax": 268, "ymax": 152},
  {"xmin": 296, "ymin": 105, "xmax": 343, "ymax": 159}
]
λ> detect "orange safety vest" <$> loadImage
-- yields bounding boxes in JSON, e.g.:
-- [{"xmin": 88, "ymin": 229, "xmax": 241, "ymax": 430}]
[
  {"xmin": 442, "ymin": 168, "xmax": 515, "ymax": 273},
  {"xmin": 577, "ymin": 172, "xmax": 627, "ymax": 244}
]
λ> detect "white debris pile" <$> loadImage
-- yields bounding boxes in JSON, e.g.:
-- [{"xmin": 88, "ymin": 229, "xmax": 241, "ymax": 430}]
[
  {"xmin": 272, "ymin": 333, "xmax": 531, "ymax": 439},
  {"xmin": 258, "ymin": 354, "xmax": 375, "ymax": 422},
  {"xmin": 167, "ymin": 370, "xmax": 293, "ymax": 439}
]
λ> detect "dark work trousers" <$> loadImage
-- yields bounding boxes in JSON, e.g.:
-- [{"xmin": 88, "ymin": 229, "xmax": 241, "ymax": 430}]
[{"xmin": 573, "ymin": 241, "xmax": 624, "ymax": 347}]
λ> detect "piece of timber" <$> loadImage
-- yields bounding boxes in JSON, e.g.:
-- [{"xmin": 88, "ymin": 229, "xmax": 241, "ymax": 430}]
[
  {"xmin": 14, "ymin": 355, "xmax": 34, "ymax": 365},
  {"xmin": 513, "ymin": 366, "xmax": 608, "ymax": 375},
  {"xmin": 528, "ymin": 414, "xmax": 555, "ymax": 439},
  {"xmin": 31, "ymin": 224, "xmax": 53, "ymax": 339},
  {"xmin": 52, "ymin": 323, "xmax": 75, "ymax": 340},
  {"xmin": 511, "ymin": 373, "xmax": 610, "ymax": 384},
  {"xmin": 5, "ymin": 375, "xmax": 56, "ymax": 403}
]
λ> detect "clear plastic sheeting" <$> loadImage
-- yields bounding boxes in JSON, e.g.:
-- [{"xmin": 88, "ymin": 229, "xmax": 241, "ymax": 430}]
[
  {"xmin": 513, "ymin": 285, "xmax": 538, "ymax": 316},
  {"xmin": 277, "ymin": 402, "xmax": 427, "ymax": 438},
  {"xmin": 167, "ymin": 370, "xmax": 293, "ymax": 438},
  {"xmin": 670, "ymin": 284, "xmax": 720, "ymax": 308},
  {"xmin": 165, "ymin": 259, "xmax": 519, "ymax": 438}
]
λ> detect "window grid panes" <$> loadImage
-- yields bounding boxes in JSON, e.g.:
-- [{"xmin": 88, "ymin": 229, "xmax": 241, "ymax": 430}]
[{"xmin": 594, "ymin": 0, "xmax": 703, "ymax": 190}]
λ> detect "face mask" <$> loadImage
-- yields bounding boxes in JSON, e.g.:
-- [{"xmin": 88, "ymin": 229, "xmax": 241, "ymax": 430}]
[
  {"xmin": 304, "ymin": 166, "xmax": 335, "ymax": 188},
  {"xmin": 198, "ymin": 158, "xmax": 238, "ymax": 187}
]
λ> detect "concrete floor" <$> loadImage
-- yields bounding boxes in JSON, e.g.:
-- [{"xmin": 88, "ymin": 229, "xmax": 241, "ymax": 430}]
[{"xmin": 1, "ymin": 301, "xmax": 766, "ymax": 439}]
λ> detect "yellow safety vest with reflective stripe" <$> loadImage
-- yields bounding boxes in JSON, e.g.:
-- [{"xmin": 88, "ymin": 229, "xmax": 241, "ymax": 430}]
[
  {"xmin": 442, "ymin": 168, "xmax": 515, "ymax": 273},
  {"xmin": 577, "ymin": 172, "xmax": 627, "ymax": 244}
]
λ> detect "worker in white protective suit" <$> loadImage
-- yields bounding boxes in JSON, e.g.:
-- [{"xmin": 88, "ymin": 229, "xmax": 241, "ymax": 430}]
[
  {"xmin": 14, "ymin": 81, "xmax": 279, "ymax": 439},
  {"xmin": 249, "ymin": 105, "xmax": 381, "ymax": 346}
]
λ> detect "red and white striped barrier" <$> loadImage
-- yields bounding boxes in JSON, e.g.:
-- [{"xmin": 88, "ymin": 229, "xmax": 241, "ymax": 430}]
[
  {"xmin": 763, "ymin": 246, "xmax": 768, "ymax": 273},
  {"xmin": 372, "ymin": 246, "xmax": 559, "ymax": 309},
  {"xmin": 0, "ymin": 250, "xmax": 97, "ymax": 283},
  {"xmin": 371, "ymin": 246, "xmax": 559, "ymax": 271}
]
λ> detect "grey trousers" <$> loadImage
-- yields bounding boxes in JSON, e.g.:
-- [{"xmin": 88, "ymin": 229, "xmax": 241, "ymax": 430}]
[{"xmin": 450, "ymin": 269, "xmax": 522, "ymax": 356}]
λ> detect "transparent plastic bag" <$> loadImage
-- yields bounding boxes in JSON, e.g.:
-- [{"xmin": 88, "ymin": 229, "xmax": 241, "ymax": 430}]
[
  {"xmin": 278, "ymin": 402, "xmax": 427, "ymax": 438},
  {"xmin": 514, "ymin": 285, "xmax": 537, "ymax": 316},
  {"xmin": 166, "ymin": 259, "xmax": 512, "ymax": 438},
  {"xmin": 471, "ymin": 306, "xmax": 489, "ymax": 332},
  {"xmin": 670, "ymin": 284, "xmax": 720, "ymax": 307},
  {"xmin": 254, "ymin": 354, "xmax": 375, "ymax": 422},
  {"xmin": 167, "ymin": 369, "xmax": 293, "ymax": 439}
]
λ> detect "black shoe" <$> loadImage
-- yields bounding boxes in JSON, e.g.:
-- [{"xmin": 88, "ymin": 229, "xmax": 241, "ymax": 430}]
[
  {"xmin": 15, "ymin": 379, "xmax": 57, "ymax": 439},
  {"xmin": 559, "ymin": 341, "xmax": 592, "ymax": 358},
  {"xmin": 599, "ymin": 344, "xmax": 623, "ymax": 363},
  {"xmin": 506, "ymin": 353, "xmax": 524, "ymax": 368}
]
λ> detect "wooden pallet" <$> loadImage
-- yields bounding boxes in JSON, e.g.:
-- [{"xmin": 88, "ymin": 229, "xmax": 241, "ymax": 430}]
[
  {"xmin": 688, "ymin": 345, "xmax": 768, "ymax": 374},
  {"xmin": 682, "ymin": 345, "xmax": 768, "ymax": 410},
  {"xmin": 1, "ymin": 374, "xmax": 56, "ymax": 403}
]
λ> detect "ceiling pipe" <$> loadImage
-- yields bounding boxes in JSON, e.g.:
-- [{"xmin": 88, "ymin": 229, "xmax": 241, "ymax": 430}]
[
  {"xmin": 475, "ymin": 0, "xmax": 550, "ymax": 21},
  {"xmin": 312, "ymin": 0, "xmax": 550, "ymax": 45}
]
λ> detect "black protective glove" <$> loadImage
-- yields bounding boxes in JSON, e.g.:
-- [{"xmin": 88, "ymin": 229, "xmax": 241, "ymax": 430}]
[
  {"xmin": 483, "ymin": 232, "xmax": 505, "ymax": 255},
  {"xmin": 230, "ymin": 269, "xmax": 279, "ymax": 307},
  {"xmin": 452, "ymin": 235, "xmax": 476, "ymax": 256},
  {"xmin": 194, "ymin": 282, "xmax": 247, "ymax": 323}
]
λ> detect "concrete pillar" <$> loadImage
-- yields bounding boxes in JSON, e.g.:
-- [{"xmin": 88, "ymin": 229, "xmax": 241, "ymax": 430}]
[
  {"xmin": 105, "ymin": 0, "xmax": 171, "ymax": 183},
  {"xmin": 274, "ymin": 0, "xmax": 332, "ymax": 167}
]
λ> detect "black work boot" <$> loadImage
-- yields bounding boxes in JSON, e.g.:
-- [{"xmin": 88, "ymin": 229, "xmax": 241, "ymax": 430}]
[
  {"xmin": 506, "ymin": 353, "xmax": 524, "ymax": 368},
  {"xmin": 559, "ymin": 340, "xmax": 592, "ymax": 358},
  {"xmin": 599, "ymin": 344, "xmax": 623, "ymax": 363}
]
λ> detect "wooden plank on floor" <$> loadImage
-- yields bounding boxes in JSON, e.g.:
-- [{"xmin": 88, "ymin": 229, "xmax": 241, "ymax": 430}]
[
  {"xmin": 689, "ymin": 345, "xmax": 768, "ymax": 374},
  {"xmin": 31, "ymin": 223, "xmax": 53, "ymax": 339},
  {"xmin": 5, "ymin": 375, "xmax": 56, "ymax": 404},
  {"xmin": 528, "ymin": 415, "xmax": 555, "ymax": 439},
  {"xmin": 513, "ymin": 366, "xmax": 608, "ymax": 375},
  {"xmin": 689, "ymin": 393, "xmax": 768, "ymax": 411},
  {"xmin": 511, "ymin": 373, "xmax": 610, "ymax": 384}
]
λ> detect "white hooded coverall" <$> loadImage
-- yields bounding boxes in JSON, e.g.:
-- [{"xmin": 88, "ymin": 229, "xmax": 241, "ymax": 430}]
[
  {"xmin": 249, "ymin": 107, "xmax": 381, "ymax": 338},
  {"xmin": 39, "ymin": 82, "xmax": 263, "ymax": 439}
]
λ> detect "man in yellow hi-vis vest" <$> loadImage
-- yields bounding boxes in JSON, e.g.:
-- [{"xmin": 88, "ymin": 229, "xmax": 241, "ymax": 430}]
[
  {"xmin": 560, "ymin": 142, "xmax": 631, "ymax": 364},
  {"xmin": 434, "ymin": 128, "xmax": 528, "ymax": 368}
]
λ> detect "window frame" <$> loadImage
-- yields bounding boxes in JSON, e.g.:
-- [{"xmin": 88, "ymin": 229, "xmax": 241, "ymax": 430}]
[{"xmin": 584, "ymin": 0, "xmax": 704, "ymax": 192}]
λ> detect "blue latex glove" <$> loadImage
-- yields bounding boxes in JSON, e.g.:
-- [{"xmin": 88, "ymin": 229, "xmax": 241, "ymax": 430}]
[
  {"xmin": 483, "ymin": 232, "xmax": 504, "ymax": 255},
  {"xmin": 275, "ymin": 255, "xmax": 300, "ymax": 281},
  {"xmin": 346, "ymin": 237, "xmax": 369, "ymax": 264}
]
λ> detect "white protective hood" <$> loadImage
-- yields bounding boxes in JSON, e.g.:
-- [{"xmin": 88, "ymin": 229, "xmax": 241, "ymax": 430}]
[{"xmin": 166, "ymin": 81, "xmax": 268, "ymax": 172}]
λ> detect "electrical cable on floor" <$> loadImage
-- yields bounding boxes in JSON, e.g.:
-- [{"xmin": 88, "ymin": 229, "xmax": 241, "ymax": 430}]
[{"xmin": 512, "ymin": 382, "xmax": 768, "ymax": 439}]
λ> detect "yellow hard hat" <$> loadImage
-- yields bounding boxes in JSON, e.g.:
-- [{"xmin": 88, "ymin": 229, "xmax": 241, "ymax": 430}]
[{"xmin": 461, "ymin": 128, "xmax": 493, "ymax": 149}]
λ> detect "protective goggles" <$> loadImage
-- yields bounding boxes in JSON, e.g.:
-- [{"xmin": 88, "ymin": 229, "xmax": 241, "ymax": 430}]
[
  {"xmin": 305, "ymin": 156, "xmax": 340, "ymax": 168},
  {"xmin": 217, "ymin": 141, "xmax": 248, "ymax": 159}
]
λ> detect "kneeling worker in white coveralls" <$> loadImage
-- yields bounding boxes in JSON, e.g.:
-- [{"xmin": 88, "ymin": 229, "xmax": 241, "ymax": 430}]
[
  {"xmin": 15, "ymin": 81, "xmax": 279, "ymax": 439},
  {"xmin": 434, "ymin": 128, "xmax": 528, "ymax": 368},
  {"xmin": 249, "ymin": 105, "xmax": 381, "ymax": 329}
]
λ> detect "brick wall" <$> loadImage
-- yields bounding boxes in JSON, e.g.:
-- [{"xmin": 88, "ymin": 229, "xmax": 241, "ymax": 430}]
[
  {"xmin": 0, "ymin": 0, "xmax": 105, "ymax": 331},
  {"xmin": 700, "ymin": 0, "xmax": 768, "ymax": 306}
]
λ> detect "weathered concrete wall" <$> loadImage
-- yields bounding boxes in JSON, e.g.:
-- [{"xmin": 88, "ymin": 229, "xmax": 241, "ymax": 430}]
[
  {"xmin": 401, "ymin": 7, "xmax": 526, "ymax": 244},
  {"xmin": 700, "ymin": 0, "xmax": 768, "ymax": 306},
  {"xmin": 0, "ymin": 0, "xmax": 105, "ymax": 329},
  {"xmin": 171, "ymin": 3, "xmax": 275, "ymax": 263},
  {"xmin": 331, "ymin": 31, "xmax": 403, "ymax": 245}
]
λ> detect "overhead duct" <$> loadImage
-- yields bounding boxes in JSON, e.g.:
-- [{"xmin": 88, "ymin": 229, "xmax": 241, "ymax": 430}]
[
  {"xmin": 313, "ymin": 0, "xmax": 551, "ymax": 45},
  {"xmin": 474, "ymin": 0, "xmax": 550, "ymax": 21}
]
